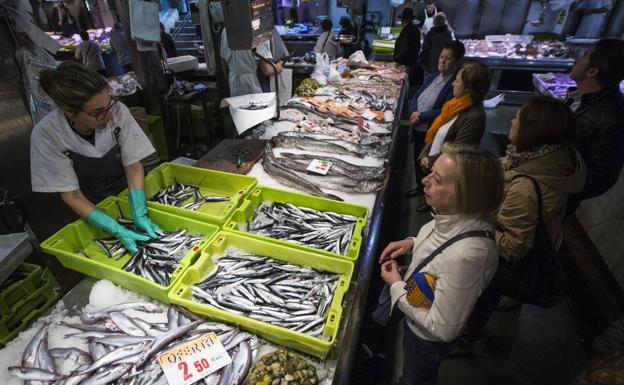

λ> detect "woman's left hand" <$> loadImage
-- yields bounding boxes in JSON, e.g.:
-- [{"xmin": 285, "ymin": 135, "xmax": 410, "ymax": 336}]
[{"xmin": 381, "ymin": 260, "xmax": 401, "ymax": 286}]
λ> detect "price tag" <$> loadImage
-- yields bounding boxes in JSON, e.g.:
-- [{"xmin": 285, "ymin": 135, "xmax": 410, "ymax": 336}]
[
  {"xmin": 307, "ymin": 159, "xmax": 333, "ymax": 175},
  {"xmin": 158, "ymin": 332, "xmax": 232, "ymax": 385},
  {"xmin": 381, "ymin": 27, "xmax": 391, "ymax": 35},
  {"xmin": 362, "ymin": 111, "xmax": 377, "ymax": 120}
]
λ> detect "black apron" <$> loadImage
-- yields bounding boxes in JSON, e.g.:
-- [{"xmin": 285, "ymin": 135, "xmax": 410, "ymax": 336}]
[{"xmin": 64, "ymin": 127, "xmax": 127, "ymax": 203}]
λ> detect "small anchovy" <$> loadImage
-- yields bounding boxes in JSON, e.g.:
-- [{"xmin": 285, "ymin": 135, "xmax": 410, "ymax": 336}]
[
  {"xmin": 192, "ymin": 247, "xmax": 340, "ymax": 338},
  {"xmin": 151, "ymin": 181, "xmax": 229, "ymax": 211},
  {"xmin": 245, "ymin": 200, "xmax": 357, "ymax": 256}
]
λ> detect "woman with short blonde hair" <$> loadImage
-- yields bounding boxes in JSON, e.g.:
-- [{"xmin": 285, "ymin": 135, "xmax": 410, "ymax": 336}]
[{"xmin": 379, "ymin": 143, "xmax": 503, "ymax": 385}]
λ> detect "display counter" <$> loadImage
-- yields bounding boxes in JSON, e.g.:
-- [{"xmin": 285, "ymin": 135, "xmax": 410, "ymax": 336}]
[{"xmin": 45, "ymin": 28, "xmax": 112, "ymax": 51}]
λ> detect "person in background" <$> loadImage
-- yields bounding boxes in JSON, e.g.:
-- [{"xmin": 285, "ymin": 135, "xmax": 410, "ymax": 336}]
[
  {"xmin": 57, "ymin": 3, "xmax": 78, "ymax": 37},
  {"xmin": 394, "ymin": 7, "xmax": 421, "ymax": 87},
  {"xmin": 407, "ymin": 41, "xmax": 465, "ymax": 197},
  {"xmin": 339, "ymin": 16, "xmax": 355, "ymax": 36},
  {"xmin": 379, "ymin": 143, "xmax": 503, "ymax": 385},
  {"xmin": 297, "ymin": 0, "xmax": 312, "ymax": 23},
  {"xmin": 110, "ymin": 22, "xmax": 132, "ymax": 74},
  {"xmin": 31, "ymin": 62, "xmax": 159, "ymax": 253},
  {"xmin": 419, "ymin": 13, "xmax": 453, "ymax": 76},
  {"xmin": 416, "ymin": 0, "xmax": 439, "ymax": 35},
  {"xmin": 459, "ymin": 96, "xmax": 586, "ymax": 352},
  {"xmin": 220, "ymin": 28, "xmax": 288, "ymax": 96},
  {"xmin": 567, "ymin": 38, "xmax": 624, "ymax": 215},
  {"xmin": 314, "ymin": 19, "xmax": 341, "ymax": 60},
  {"xmin": 75, "ymin": 29, "xmax": 106, "ymax": 77},
  {"xmin": 416, "ymin": 61, "xmax": 490, "ymax": 212},
  {"xmin": 339, "ymin": 16, "xmax": 357, "ymax": 58},
  {"xmin": 160, "ymin": 23, "xmax": 177, "ymax": 59},
  {"xmin": 573, "ymin": 0, "xmax": 612, "ymax": 38}
]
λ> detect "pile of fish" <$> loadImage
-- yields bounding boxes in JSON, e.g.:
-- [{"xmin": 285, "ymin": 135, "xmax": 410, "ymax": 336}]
[
  {"xmin": 192, "ymin": 248, "xmax": 340, "ymax": 337},
  {"xmin": 121, "ymin": 229, "xmax": 204, "ymax": 286},
  {"xmin": 246, "ymin": 201, "xmax": 358, "ymax": 256},
  {"xmin": 151, "ymin": 182, "xmax": 229, "ymax": 211},
  {"xmin": 8, "ymin": 302, "xmax": 258, "ymax": 385},
  {"xmin": 262, "ymin": 143, "xmax": 384, "ymax": 200}
]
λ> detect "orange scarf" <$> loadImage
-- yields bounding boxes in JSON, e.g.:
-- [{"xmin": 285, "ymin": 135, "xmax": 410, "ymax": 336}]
[{"xmin": 424, "ymin": 94, "xmax": 474, "ymax": 145}]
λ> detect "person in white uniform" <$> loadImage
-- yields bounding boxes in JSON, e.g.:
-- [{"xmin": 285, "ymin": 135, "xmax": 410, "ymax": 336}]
[
  {"xmin": 416, "ymin": 0, "xmax": 439, "ymax": 35},
  {"xmin": 314, "ymin": 19, "xmax": 341, "ymax": 60},
  {"xmin": 574, "ymin": 0, "xmax": 612, "ymax": 38},
  {"xmin": 31, "ymin": 61, "xmax": 159, "ymax": 253},
  {"xmin": 220, "ymin": 28, "xmax": 288, "ymax": 97}
]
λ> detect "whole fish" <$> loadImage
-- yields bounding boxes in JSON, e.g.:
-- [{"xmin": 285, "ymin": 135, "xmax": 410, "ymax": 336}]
[
  {"xmin": 272, "ymin": 134, "xmax": 365, "ymax": 158},
  {"xmin": 81, "ymin": 363, "xmax": 132, "ymax": 385},
  {"xmin": 8, "ymin": 367, "xmax": 65, "ymax": 381},
  {"xmin": 192, "ymin": 247, "xmax": 340, "ymax": 337},
  {"xmin": 262, "ymin": 144, "xmax": 342, "ymax": 201}
]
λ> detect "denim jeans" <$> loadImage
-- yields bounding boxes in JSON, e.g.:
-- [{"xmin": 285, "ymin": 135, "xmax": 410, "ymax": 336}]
[{"xmin": 399, "ymin": 324, "xmax": 457, "ymax": 385}]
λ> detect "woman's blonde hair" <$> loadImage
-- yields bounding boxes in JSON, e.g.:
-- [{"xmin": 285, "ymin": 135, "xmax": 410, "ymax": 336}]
[
  {"xmin": 38, "ymin": 61, "xmax": 108, "ymax": 113},
  {"xmin": 442, "ymin": 143, "xmax": 504, "ymax": 216}
]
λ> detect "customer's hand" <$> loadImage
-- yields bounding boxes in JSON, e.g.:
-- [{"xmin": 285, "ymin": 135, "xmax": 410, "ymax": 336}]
[
  {"xmin": 379, "ymin": 238, "xmax": 414, "ymax": 263},
  {"xmin": 381, "ymin": 260, "xmax": 401, "ymax": 285},
  {"xmin": 410, "ymin": 111, "xmax": 421, "ymax": 124},
  {"xmin": 420, "ymin": 157, "xmax": 430, "ymax": 171},
  {"xmin": 275, "ymin": 63, "xmax": 284, "ymax": 75}
]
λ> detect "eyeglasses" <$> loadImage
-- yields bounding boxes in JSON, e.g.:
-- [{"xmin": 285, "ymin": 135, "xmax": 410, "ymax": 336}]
[{"xmin": 81, "ymin": 96, "xmax": 118, "ymax": 121}]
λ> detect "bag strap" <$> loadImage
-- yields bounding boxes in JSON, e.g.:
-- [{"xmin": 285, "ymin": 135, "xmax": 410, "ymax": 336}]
[
  {"xmin": 412, "ymin": 229, "xmax": 494, "ymax": 273},
  {"xmin": 321, "ymin": 31, "xmax": 331, "ymax": 53},
  {"xmin": 511, "ymin": 174, "xmax": 554, "ymax": 248}
]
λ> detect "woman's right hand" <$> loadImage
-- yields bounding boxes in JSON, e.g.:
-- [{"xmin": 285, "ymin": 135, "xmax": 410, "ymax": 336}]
[
  {"xmin": 420, "ymin": 156, "xmax": 430, "ymax": 171},
  {"xmin": 379, "ymin": 238, "xmax": 414, "ymax": 264},
  {"xmin": 410, "ymin": 111, "xmax": 421, "ymax": 124}
]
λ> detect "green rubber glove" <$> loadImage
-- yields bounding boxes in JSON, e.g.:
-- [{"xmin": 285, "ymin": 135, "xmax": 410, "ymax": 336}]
[
  {"xmin": 128, "ymin": 189, "xmax": 161, "ymax": 239},
  {"xmin": 87, "ymin": 209, "xmax": 149, "ymax": 254}
]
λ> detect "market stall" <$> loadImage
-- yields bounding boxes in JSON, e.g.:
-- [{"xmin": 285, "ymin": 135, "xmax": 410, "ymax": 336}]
[{"xmin": 0, "ymin": 43, "xmax": 407, "ymax": 384}]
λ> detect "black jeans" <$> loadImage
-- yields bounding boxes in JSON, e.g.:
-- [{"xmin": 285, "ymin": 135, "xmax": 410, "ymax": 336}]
[{"xmin": 400, "ymin": 324, "xmax": 457, "ymax": 385}]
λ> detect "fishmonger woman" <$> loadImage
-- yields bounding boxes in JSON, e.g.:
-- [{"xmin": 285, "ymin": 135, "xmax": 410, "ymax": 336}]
[{"xmin": 30, "ymin": 61, "xmax": 159, "ymax": 253}]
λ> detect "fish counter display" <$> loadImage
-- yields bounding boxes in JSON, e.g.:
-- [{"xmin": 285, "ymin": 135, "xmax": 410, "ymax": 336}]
[{"xmin": 0, "ymin": 280, "xmax": 334, "ymax": 385}]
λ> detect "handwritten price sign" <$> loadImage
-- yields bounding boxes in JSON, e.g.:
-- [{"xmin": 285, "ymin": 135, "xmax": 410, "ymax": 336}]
[{"xmin": 158, "ymin": 332, "xmax": 231, "ymax": 385}]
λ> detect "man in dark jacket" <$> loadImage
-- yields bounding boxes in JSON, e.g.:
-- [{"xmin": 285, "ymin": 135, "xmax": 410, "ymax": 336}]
[
  {"xmin": 567, "ymin": 38, "xmax": 624, "ymax": 214},
  {"xmin": 394, "ymin": 8, "xmax": 420, "ymax": 86}
]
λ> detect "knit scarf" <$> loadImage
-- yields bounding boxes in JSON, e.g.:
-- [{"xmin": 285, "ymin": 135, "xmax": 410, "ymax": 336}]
[
  {"xmin": 424, "ymin": 94, "xmax": 473, "ymax": 145},
  {"xmin": 499, "ymin": 143, "xmax": 563, "ymax": 171}
]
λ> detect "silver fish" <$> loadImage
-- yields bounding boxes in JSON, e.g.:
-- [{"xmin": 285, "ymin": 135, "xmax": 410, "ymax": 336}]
[{"xmin": 8, "ymin": 367, "xmax": 65, "ymax": 381}]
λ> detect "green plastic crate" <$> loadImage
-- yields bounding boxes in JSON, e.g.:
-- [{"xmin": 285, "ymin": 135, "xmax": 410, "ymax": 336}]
[
  {"xmin": 118, "ymin": 163, "xmax": 257, "ymax": 226},
  {"xmin": 223, "ymin": 186, "xmax": 368, "ymax": 262},
  {"xmin": 0, "ymin": 264, "xmax": 45, "ymax": 315},
  {"xmin": 0, "ymin": 266, "xmax": 61, "ymax": 347},
  {"xmin": 41, "ymin": 197, "xmax": 220, "ymax": 303},
  {"xmin": 169, "ymin": 231, "xmax": 353, "ymax": 358}
]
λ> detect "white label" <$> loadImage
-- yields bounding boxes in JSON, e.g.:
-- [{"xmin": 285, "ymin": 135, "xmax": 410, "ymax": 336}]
[
  {"xmin": 252, "ymin": 19, "xmax": 260, "ymax": 31},
  {"xmin": 306, "ymin": 159, "xmax": 333, "ymax": 175},
  {"xmin": 362, "ymin": 111, "xmax": 377, "ymax": 120},
  {"xmin": 381, "ymin": 27, "xmax": 391, "ymax": 35},
  {"xmin": 158, "ymin": 332, "xmax": 232, "ymax": 385}
]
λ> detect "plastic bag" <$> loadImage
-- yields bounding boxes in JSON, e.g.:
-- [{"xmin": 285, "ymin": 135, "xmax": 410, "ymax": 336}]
[
  {"xmin": 311, "ymin": 52, "xmax": 330, "ymax": 86},
  {"xmin": 326, "ymin": 65, "xmax": 343, "ymax": 84},
  {"xmin": 348, "ymin": 50, "xmax": 368, "ymax": 64}
]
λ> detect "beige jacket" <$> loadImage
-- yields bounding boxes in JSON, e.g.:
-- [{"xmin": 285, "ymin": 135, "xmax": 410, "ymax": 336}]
[
  {"xmin": 390, "ymin": 214, "xmax": 498, "ymax": 342},
  {"xmin": 496, "ymin": 145, "xmax": 586, "ymax": 261}
]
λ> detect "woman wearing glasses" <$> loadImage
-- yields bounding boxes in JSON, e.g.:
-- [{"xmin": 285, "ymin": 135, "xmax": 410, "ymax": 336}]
[{"xmin": 30, "ymin": 61, "xmax": 159, "ymax": 253}]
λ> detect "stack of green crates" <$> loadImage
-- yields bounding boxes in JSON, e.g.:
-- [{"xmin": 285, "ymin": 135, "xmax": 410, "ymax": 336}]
[{"xmin": 0, "ymin": 263, "xmax": 61, "ymax": 347}]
